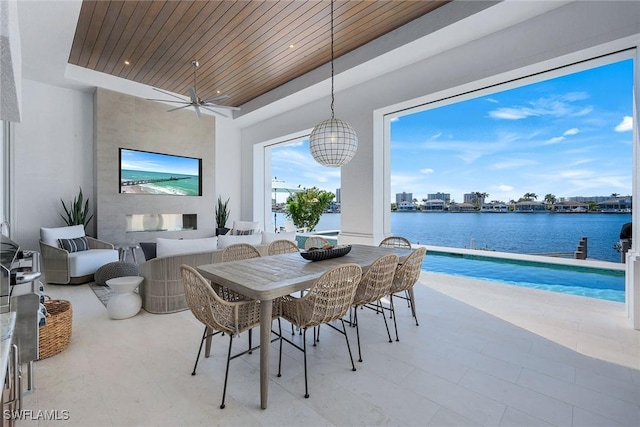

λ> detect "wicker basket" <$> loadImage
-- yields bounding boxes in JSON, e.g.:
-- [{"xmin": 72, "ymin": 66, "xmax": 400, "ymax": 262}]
[{"xmin": 38, "ymin": 298, "xmax": 73, "ymax": 360}]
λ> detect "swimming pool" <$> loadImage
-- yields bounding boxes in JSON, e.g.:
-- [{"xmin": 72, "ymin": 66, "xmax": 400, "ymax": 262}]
[{"xmin": 422, "ymin": 251, "xmax": 625, "ymax": 303}]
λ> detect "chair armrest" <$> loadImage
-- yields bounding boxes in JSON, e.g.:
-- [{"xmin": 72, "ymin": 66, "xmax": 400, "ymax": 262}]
[
  {"xmin": 39, "ymin": 240, "xmax": 71, "ymax": 284},
  {"xmin": 86, "ymin": 237, "xmax": 115, "ymax": 250}
]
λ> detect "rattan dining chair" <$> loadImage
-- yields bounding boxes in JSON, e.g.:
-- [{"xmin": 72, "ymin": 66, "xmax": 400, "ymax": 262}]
[
  {"xmin": 378, "ymin": 236, "xmax": 412, "ymax": 249},
  {"xmin": 388, "ymin": 246, "xmax": 426, "ymax": 341},
  {"xmin": 351, "ymin": 253, "xmax": 399, "ymax": 362},
  {"xmin": 303, "ymin": 236, "xmax": 331, "ymax": 250},
  {"xmin": 181, "ymin": 265, "xmax": 264, "ymax": 409},
  {"xmin": 379, "ymin": 236, "xmax": 412, "ymax": 309},
  {"xmin": 278, "ymin": 263, "xmax": 362, "ymax": 398},
  {"xmin": 221, "ymin": 243, "xmax": 262, "ymax": 261},
  {"xmin": 218, "ymin": 243, "xmax": 262, "ymax": 302},
  {"xmin": 267, "ymin": 239, "xmax": 300, "ymax": 255}
]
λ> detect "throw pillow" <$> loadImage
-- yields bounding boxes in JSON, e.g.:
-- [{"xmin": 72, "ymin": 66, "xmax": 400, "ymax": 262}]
[
  {"xmin": 139, "ymin": 242, "xmax": 157, "ymax": 261},
  {"xmin": 231, "ymin": 220, "xmax": 260, "ymax": 235},
  {"xmin": 58, "ymin": 236, "xmax": 89, "ymax": 253},
  {"xmin": 40, "ymin": 225, "xmax": 85, "ymax": 247},
  {"xmin": 235, "ymin": 229, "xmax": 254, "ymax": 236},
  {"xmin": 156, "ymin": 237, "xmax": 218, "ymax": 258},
  {"xmin": 217, "ymin": 233, "xmax": 262, "ymax": 249},
  {"xmin": 261, "ymin": 231, "xmax": 296, "ymax": 245}
]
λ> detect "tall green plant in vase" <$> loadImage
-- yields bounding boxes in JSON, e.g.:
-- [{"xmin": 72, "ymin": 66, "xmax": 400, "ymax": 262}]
[
  {"xmin": 60, "ymin": 187, "xmax": 94, "ymax": 228},
  {"xmin": 215, "ymin": 196, "xmax": 230, "ymax": 235}
]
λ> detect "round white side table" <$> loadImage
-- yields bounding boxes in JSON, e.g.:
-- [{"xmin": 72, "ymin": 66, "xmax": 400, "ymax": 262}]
[{"xmin": 106, "ymin": 276, "xmax": 143, "ymax": 320}]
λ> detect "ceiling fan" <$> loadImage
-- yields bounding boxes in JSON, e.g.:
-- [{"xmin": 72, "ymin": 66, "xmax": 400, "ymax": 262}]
[{"xmin": 148, "ymin": 60, "xmax": 240, "ymax": 118}]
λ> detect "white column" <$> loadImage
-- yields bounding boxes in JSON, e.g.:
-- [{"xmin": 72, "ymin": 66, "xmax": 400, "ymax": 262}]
[{"xmin": 626, "ymin": 46, "xmax": 640, "ymax": 330}]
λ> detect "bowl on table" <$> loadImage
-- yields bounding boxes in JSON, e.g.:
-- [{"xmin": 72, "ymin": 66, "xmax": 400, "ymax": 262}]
[{"xmin": 300, "ymin": 245, "xmax": 352, "ymax": 261}]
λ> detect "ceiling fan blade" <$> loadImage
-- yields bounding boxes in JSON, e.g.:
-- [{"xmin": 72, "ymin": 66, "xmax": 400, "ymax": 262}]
[
  {"xmin": 194, "ymin": 105, "xmax": 202, "ymax": 118},
  {"xmin": 189, "ymin": 86, "xmax": 198, "ymax": 103},
  {"xmin": 201, "ymin": 102, "xmax": 240, "ymax": 111},
  {"xmin": 146, "ymin": 98, "xmax": 190, "ymax": 104},
  {"xmin": 202, "ymin": 94, "xmax": 229, "ymax": 103},
  {"xmin": 166, "ymin": 104, "xmax": 193, "ymax": 113},
  {"xmin": 152, "ymin": 87, "xmax": 187, "ymax": 101},
  {"xmin": 201, "ymin": 106, "xmax": 231, "ymax": 118}
]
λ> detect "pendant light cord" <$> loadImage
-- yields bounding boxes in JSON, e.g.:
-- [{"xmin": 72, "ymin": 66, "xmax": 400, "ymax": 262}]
[{"xmin": 330, "ymin": 0, "xmax": 335, "ymax": 120}]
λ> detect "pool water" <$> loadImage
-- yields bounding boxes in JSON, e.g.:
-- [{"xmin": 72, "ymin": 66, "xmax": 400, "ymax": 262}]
[{"xmin": 422, "ymin": 252, "xmax": 625, "ymax": 303}]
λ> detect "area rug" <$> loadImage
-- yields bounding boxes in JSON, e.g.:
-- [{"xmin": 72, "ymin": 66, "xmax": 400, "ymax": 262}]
[{"xmin": 88, "ymin": 282, "xmax": 112, "ymax": 308}]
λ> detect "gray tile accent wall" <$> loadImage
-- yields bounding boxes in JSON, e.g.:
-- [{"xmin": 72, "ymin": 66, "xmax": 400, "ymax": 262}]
[{"xmin": 94, "ymin": 88, "xmax": 216, "ymax": 247}]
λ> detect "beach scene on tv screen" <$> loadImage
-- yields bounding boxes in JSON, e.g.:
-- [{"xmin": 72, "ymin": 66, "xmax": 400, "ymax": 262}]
[{"xmin": 120, "ymin": 149, "xmax": 201, "ymax": 196}]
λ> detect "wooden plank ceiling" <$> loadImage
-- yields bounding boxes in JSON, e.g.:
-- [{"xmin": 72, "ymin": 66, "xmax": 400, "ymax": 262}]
[{"xmin": 69, "ymin": 1, "xmax": 448, "ymax": 108}]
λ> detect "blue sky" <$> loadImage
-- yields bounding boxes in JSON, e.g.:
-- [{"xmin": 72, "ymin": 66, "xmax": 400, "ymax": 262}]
[
  {"xmin": 121, "ymin": 148, "xmax": 200, "ymax": 176},
  {"xmin": 272, "ymin": 59, "xmax": 633, "ymax": 203}
]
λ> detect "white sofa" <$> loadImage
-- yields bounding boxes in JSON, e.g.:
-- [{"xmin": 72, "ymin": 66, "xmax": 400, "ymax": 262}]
[
  {"xmin": 39, "ymin": 225, "xmax": 119, "ymax": 284},
  {"xmin": 138, "ymin": 231, "xmax": 297, "ymax": 314}
]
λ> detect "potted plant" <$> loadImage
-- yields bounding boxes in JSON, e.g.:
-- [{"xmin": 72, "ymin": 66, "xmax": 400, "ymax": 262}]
[
  {"xmin": 60, "ymin": 187, "xmax": 94, "ymax": 228},
  {"xmin": 285, "ymin": 187, "xmax": 334, "ymax": 232},
  {"xmin": 215, "ymin": 196, "xmax": 230, "ymax": 236}
]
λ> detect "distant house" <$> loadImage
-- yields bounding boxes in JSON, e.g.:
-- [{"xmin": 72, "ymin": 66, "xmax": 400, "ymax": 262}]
[
  {"xmin": 598, "ymin": 197, "xmax": 632, "ymax": 213},
  {"xmin": 553, "ymin": 200, "xmax": 589, "ymax": 213},
  {"xmin": 395, "ymin": 192, "xmax": 413, "ymax": 205},
  {"xmin": 397, "ymin": 200, "xmax": 417, "ymax": 211},
  {"xmin": 481, "ymin": 202, "xmax": 509, "ymax": 213},
  {"xmin": 514, "ymin": 200, "xmax": 546, "ymax": 212},
  {"xmin": 422, "ymin": 199, "xmax": 445, "ymax": 211},
  {"xmin": 448, "ymin": 202, "xmax": 476, "ymax": 212}
]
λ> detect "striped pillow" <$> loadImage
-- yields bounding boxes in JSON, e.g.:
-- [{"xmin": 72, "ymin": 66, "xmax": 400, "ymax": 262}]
[
  {"xmin": 58, "ymin": 237, "xmax": 89, "ymax": 252},
  {"xmin": 234, "ymin": 229, "xmax": 254, "ymax": 235}
]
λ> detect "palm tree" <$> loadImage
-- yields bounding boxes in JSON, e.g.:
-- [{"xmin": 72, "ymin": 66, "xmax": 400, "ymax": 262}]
[
  {"xmin": 544, "ymin": 193, "xmax": 556, "ymax": 209},
  {"xmin": 523, "ymin": 192, "xmax": 537, "ymax": 201}
]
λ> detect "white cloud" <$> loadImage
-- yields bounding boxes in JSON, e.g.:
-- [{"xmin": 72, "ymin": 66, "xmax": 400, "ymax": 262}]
[
  {"xmin": 430, "ymin": 132, "xmax": 442, "ymax": 140},
  {"xmin": 490, "ymin": 159, "xmax": 537, "ymax": 169},
  {"xmin": 615, "ymin": 116, "xmax": 633, "ymax": 132},
  {"xmin": 420, "ymin": 168, "xmax": 434, "ymax": 174},
  {"xmin": 544, "ymin": 136, "xmax": 565, "ymax": 145},
  {"xmin": 559, "ymin": 169, "xmax": 594, "ymax": 179},
  {"xmin": 497, "ymin": 185, "xmax": 514, "ymax": 192},
  {"xmin": 390, "ymin": 117, "xmax": 399, "ymax": 122},
  {"xmin": 488, "ymin": 107, "xmax": 532, "ymax": 120},
  {"xmin": 567, "ymin": 158, "xmax": 593, "ymax": 167},
  {"xmin": 488, "ymin": 93, "xmax": 592, "ymax": 121},
  {"xmin": 485, "ymin": 98, "xmax": 499, "ymax": 103},
  {"xmin": 563, "ymin": 128, "xmax": 579, "ymax": 136}
]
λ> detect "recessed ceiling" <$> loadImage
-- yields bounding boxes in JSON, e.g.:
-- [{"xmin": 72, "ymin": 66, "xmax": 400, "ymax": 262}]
[{"xmin": 69, "ymin": 0, "xmax": 450, "ymax": 108}]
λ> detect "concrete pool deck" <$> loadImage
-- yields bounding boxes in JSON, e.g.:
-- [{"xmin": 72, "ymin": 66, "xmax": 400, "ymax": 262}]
[{"xmin": 421, "ymin": 270, "xmax": 639, "ymax": 370}]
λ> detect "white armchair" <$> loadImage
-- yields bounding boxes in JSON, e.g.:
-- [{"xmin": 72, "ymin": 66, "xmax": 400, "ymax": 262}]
[{"xmin": 39, "ymin": 225, "xmax": 119, "ymax": 284}]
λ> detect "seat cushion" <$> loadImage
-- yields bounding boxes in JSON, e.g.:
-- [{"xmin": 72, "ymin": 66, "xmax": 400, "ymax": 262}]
[
  {"xmin": 217, "ymin": 233, "xmax": 262, "ymax": 249},
  {"xmin": 68, "ymin": 249, "xmax": 119, "ymax": 277},
  {"xmin": 40, "ymin": 225, "xmax": 85, "ymax": 247},
  {"xmin": 156, "ymin": 237, "xmax": 218, "ymax": 258}
]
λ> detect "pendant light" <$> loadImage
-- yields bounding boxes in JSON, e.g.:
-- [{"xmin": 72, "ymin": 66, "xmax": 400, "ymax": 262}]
[{"xmin": 309, "ymin": 0, "xmax": 358, "ymax": 167}]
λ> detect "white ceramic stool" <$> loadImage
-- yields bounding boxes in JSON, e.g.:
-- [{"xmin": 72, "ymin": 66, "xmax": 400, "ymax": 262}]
[{"xmin": 106, "ymin": 276, "xmax": 143, "ymax": 320}]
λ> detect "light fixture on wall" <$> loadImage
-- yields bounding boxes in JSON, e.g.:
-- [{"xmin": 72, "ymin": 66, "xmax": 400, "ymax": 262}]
[{"xmin": 308, "ymin": 0, "xmax": 358, "ymax": 167}]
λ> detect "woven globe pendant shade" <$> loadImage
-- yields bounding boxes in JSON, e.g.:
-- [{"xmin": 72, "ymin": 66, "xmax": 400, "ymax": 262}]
[
  {"xmin": 309, "ymin": 118, "xmax": 358, "ymax": 167},
  {"xmin": 309, "ymin": 0, "xmax": 358, "ymax": 168}
]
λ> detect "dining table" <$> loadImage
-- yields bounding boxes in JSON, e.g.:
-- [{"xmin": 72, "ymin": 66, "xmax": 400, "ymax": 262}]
[{"xmin": 196, "ymin": 243, "xmax": 414, "ymax": 409}]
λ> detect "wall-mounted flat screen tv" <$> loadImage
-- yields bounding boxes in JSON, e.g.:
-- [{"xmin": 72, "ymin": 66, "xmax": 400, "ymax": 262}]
[{"xmin": 119, "ymin": 148, "xmax": 202, "ymax": 196}]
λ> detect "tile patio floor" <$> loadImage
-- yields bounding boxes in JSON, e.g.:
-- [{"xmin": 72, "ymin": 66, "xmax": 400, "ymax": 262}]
[{"xmin": 20, "ymin": 271, "xmax": 640, "ymax": 426}]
